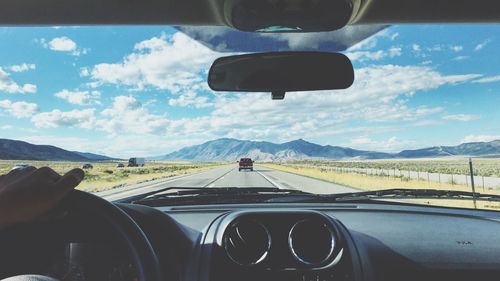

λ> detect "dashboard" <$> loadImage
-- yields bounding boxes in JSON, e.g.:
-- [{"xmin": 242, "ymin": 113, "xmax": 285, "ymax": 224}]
[{"xmin": 2, "ymin": 202, "xmax": 500, "ymax": 281}]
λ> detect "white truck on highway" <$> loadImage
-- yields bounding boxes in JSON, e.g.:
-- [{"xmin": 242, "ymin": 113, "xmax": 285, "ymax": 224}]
[{"xmin": 128, "ymin": 157, "xmax": 145, "ymax": 167}]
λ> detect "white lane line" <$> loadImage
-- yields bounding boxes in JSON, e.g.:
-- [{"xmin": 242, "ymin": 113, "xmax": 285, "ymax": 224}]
[
  {"xmin": 98, "ymin": 165, "xmax": 230, "ymax": 198},
  {"xmin": 101, "ymin": 177, "xmax": 192, "ymax": 201},
  {"xmin": 101, "ymin": 165, "xmax": 233, "ymax": 200},
  {"xmin": 256, "ymin": 169, "xmax": 284, "ymax": 189},
  {"xmin": 203, "ymin": 167, "xmax": 235, "ymax": 188}
]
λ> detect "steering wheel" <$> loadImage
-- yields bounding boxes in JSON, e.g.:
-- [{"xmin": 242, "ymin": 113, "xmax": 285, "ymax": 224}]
[{"xmin": 2, "ymin": 190, "xmax": 162, "ymax": 281}]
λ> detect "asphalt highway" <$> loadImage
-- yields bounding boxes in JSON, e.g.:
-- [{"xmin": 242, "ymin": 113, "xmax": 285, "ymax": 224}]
[{"xmin": 99, "ymin": 164, "xmax": 358, "ymax": 201}]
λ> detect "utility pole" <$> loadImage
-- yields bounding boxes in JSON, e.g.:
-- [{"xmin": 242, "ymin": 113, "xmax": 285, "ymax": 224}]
[{"xmin": 469, "ymin": 158, "xmax": 477, "ymax": 209}]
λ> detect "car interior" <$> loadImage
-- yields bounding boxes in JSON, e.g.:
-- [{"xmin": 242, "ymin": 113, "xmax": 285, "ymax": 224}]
[{"xmin": 1, "ymin": 0, "xmax": 500, "ymax": 281}]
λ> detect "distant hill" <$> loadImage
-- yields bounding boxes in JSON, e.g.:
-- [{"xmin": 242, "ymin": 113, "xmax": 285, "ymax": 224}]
[
  {"xmin": 156, "ymin": 138, "xmax": 392, "ymax": 161},
  {"xmin": 0, "ymin": 139, "xmax": 112, "ymax": 161},
  {"xmin": 72, "ymin": 151, "xmax": 116, "ymax": 161},
  {"xmin": 396, "ymin": 140, "xmax": 500, "ymax": 158},
  {"xmin": 155, "ymin": 138, "xmax": 500, "ymax": 162}
]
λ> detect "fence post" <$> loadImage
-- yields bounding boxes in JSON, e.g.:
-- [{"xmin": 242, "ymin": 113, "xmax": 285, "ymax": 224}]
[
  {"xmin": 451, "ymin": 174, "xmax": 454, "ymax": 186},
  {"xmin": 482, "ymin": 176, "xmax": 485, "ymax": 191},
  {"xmin": 469, "ymin": 158, "xmax": 477, "ymax": 209}
]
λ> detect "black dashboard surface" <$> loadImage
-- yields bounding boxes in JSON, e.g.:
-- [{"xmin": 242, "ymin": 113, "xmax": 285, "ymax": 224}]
[
  {"xmin": 2, "ymin": 202, "xmax": 499, "ymax": 281},
  {"xmin": 123, "ymin": 202, "xmax": 500, "ymax": 281}
]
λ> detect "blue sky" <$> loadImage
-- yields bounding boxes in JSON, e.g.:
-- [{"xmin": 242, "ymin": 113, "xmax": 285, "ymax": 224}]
[{"xmin": 0, "ymin": 25, "xmax": 499, "ymax": 158}]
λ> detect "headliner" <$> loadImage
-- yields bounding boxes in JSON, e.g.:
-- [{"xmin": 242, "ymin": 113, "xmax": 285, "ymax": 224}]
[{"xmin": 0, "ymin": 0, "xmax": 499, "ymax": 26}]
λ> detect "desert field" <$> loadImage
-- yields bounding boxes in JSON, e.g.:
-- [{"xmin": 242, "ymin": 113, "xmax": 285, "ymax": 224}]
[
  {"xmin": 0, "ymin": 160, "xmax": 223, "ymax": 192},
  {"xmin": 259, "ymin": 159, "xmax": 500, "ymax": 211},
  {"xmin": 286, "ymin": 158, "xmax": 500, "ymax": 177},
  {"xmin": 262, "ymin": 157, "xmax": 500, "ymax": 193}
]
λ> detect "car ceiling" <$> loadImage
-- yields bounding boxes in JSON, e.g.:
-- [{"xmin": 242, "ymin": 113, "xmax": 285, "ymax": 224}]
[{"xmin": 0, "ymin": 0, "xmax": 499, "ymax": 26}]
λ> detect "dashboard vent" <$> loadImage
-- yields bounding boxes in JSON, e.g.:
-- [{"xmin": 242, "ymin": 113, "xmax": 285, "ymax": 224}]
[
  {"xmin": 223, "ymin": 219, "xmax": 271, "ymax": 266},
  {"xmin": 288, "ymin": 219, "xmax": 336, "ymax": 266}
]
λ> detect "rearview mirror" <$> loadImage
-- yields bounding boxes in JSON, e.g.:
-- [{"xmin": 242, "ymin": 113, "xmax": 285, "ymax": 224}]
[{"xmin": 208, "ymin": 52, "xmax": 354, "ymax": 99}]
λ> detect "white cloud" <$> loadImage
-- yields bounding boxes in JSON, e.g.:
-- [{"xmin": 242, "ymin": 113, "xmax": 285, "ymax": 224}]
[
  {"xmin": 43, "ymin": 37, "xmax": 88, "ymax": 56},
  {"xmin": 31, "ymin": 109, "xmax": 96, "ymax": 128},
  {"xmin": 474, "ymin": 39, "xmax": 492, "ymax": 51},
  {"xmin": 54, "ymin": 89, "xmax": 101, "ymax": 105},
  {"xmin": 85, "ymin": 65, "xmax": 479, "ymax": 144},
  {"xmin": 427, "ymin": 45, "xmax": 443, "ymax": 52},
  {"xmin": 0, "ymin": 67, "xmax": 37, "ymax": 94},
  {"xmin": 189, "ymin": 65, "xmax": 480, "ymax": 141},
  {"xmin": 345, "ymin": 47, "xmax": 401, "ymax": 62},
  {"xmin": 461, "ymin": 135, "xmax": 500, "ymax": 143},
  {"xmin": 32, "ymin": 31, "xmax": 484, "ymax": 155},
  {"xmin": 390, "ymin": 33, "xmax": 399, "ymax": 41},
  {"xmin": 97, "ymin": 95, "xmax": 171, "ymax": 135},
  {"xmin": 348, "ymin": 136, "xmax": 418, "ymax": 152},
  {"xmin": 412, "ymin": 44, "xmax": 421, "ymax": 52},
  {"xmin": 426, "ymin": 44, "xmax": 465, "ymax": 53},
  {"xmin": 415, "ymin": 107, "xmax": 444, "ymax": 116},
  {"xmin": 90, "ymin": 32, "xmax": 217, "ymax": 93},
  {"xmin": 346, "ymin": 50, "xmax": 385, "ymax": 61},
  {"xmin": 8, "ymin": 63, "xmax": 36, "ymax": 73},
  {"xmin": 48, "ymin": 36, "xmax": 76, "ymax": 51},
  {"xmin": 453, "ymin": 56, "xmax": 469, "ymax": 61},
  {"xmin": 0, "ymin": 125, "xmax": 12, "ymax": 130},
  {"xmin": 388, "ymin": 47, "xmax": 402, "ymax": 57},
  {"xmin": 472, "ymin": 75, "xmax": 500, "ymax": 84},
  {"xmin": 0, "ymin": 99, "xmax": 39, "ymax": 118},
  {"xmin": 442, "ymin": 114, "xmax": 479, "ymax": 122},
  {"xmin": 80, "ymin": 67, "xmax": 90, "ymax": 77},
  {"xmin": 168, "ymin": 91, "xmax": 213, "ymax": 108}
]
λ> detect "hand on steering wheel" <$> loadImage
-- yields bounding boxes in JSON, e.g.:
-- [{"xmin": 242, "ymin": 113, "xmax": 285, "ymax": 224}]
[
  {"xmin": 0, "ymin": 166, "xmax": 84, "ymax": 227},
  {"xmin": 0, "ymin": 167, "xmax": 161, "ymax": 281}
]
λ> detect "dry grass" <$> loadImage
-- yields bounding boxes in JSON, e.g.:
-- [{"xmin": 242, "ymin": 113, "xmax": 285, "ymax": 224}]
[
  {"xmin": 261, "ymin": 163, "xmax": 500, "ymax": 211},
  {"xmin": 0, "ymin": 160, "xmax": 223, "ymax": 192},
  {"xmin": 288, "ymin": 157, "xmax": 500, "ymax": 177}
]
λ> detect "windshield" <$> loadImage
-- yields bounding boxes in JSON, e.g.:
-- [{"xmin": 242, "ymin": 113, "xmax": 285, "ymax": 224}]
[{"xmin": 0, "ymin": 25, "xmax": 499, "ymax": 210}]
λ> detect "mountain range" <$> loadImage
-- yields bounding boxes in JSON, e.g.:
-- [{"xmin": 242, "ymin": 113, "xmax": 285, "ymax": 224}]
[
  {"xmin": 155, "ymin": 138, "xmax": 500, "ymax": 162},
  {"xmin": 0, "ymin": 139, "xmax": 113, "ymax": 161},
  {"xmin": 1, "ymin": 138, "xmax": 499, "ymax": 162}
]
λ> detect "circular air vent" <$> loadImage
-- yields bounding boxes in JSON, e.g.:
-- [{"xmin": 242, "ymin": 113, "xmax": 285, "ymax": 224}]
[
  {"xmin": 223, "ymin": 220, "xmax": 271, "ymax": 266},
  {"xmin": 288, "ymin": 219, "xmax": 335, "ymax": 266}
]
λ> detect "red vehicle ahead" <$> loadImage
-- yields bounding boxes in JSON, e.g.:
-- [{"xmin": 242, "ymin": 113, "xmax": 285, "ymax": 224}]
[{"xmin": 238, "ymin": 158, "xmax": 254, "ymax": 171}]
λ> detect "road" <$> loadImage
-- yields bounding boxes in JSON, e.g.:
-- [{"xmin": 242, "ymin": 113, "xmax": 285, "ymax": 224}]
[{"xmin": 99, "ymin": 165, "xmax": 357, "ymax": 201}]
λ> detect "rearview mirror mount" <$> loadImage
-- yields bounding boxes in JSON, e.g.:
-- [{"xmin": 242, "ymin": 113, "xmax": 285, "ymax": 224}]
[{"xmin": 224, "ymin": 0, "xmax": 353, "ymax": 32}]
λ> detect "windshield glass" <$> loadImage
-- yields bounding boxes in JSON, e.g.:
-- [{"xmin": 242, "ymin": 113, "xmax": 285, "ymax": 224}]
[{"xmin": 0, "ymin": 25, "xmax": 499, "ymax": 210}]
